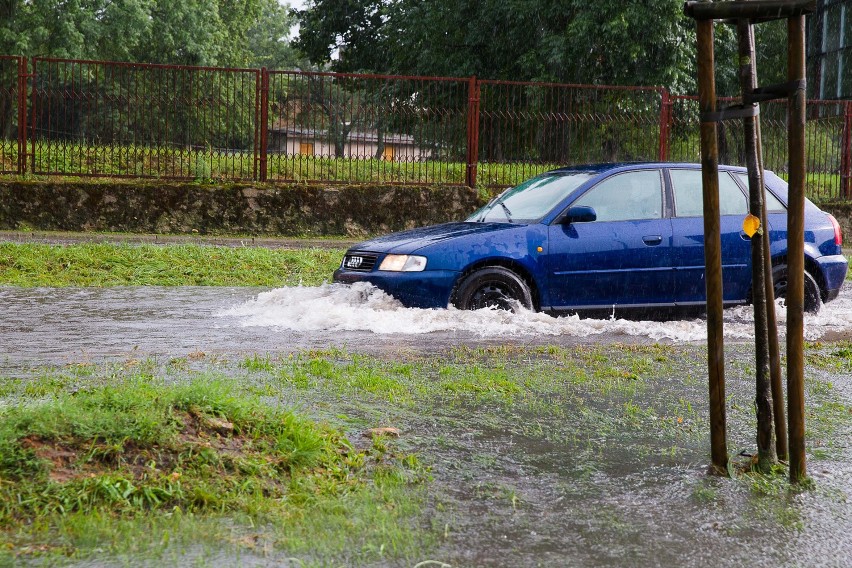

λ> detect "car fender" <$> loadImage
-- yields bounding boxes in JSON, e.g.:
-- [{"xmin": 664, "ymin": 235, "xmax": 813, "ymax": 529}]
[{"xmin": 414, "ymin": 225, "xmax": 550, "ymax": 304}]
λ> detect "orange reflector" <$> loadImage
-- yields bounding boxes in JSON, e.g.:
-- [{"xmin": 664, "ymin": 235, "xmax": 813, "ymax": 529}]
[
  {"xmin": 537, "ymin": 246, "xmax": 543, "ymax": 252},
  {"xmin": 742, "ymin": 213, "xmax": 761, "ymax": 237}
]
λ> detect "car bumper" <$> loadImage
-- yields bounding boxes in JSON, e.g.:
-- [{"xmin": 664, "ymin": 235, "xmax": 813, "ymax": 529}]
[
  {"xmin": 333, "ymin": 268, "xmax": 460, "ymax": 309},
  {"xmin": 815, "ymin": 254, "xmax": 849, "ymax": 302}
]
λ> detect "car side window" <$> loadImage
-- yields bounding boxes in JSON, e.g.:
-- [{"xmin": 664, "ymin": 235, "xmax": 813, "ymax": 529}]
[
  {"xmin": 670, "ymin": 169, "xmax": 747, "ymax": 217},
  {"xmin": 572, "ymin": 170, "xmax": 663, "ymax": 222},
  {"xmin": 733, "ymin": 172, "xmax": 787, "ymax": 212}
]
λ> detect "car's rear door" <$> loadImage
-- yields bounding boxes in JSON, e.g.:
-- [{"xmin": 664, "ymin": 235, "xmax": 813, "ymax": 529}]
[
  {"xmin": 668, "ymin": 168, "xmax": 753, "ymax": 305},
  {"xmin": 731, "ymin": 171, "xmax": 789, "ymax": 256},
  {"xmin": 544, "ymin": 169, "xmax": 674, "ymax": 309}
]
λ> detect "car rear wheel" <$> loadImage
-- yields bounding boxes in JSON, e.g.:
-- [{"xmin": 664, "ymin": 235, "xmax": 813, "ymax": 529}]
[
  {"xmin": 772, "ymin": 264, "xmax": 822, "ymax": 314},
  {"xmin": 453, "ymin": 267, "xmax": 534, "ymax": 312}
]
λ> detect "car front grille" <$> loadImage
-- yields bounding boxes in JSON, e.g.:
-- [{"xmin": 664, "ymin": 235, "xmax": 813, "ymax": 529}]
[{"xmin": 342, "ymin": 253, "xmax": 379, "ymax": 272}]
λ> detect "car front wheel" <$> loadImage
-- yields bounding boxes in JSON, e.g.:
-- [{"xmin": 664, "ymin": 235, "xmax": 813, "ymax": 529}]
[
  {"xmin": 453, "ymin": 267, "xmax": 534, "ymax": 312},
  {"xmin": 772, "ymin": 264, "xmax": 822, "ymax": 314}
]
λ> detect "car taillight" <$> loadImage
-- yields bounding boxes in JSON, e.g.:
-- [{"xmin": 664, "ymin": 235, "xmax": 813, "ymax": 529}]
[{"xmin": 828, "ymin": 214, "xmax": 842, "ymax": 246}]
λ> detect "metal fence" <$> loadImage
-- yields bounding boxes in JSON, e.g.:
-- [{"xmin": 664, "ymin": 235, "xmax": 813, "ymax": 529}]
[
  {"xmin": 264, "ymin": 71, "xmax": 471, "ymax": 185},
  {"xmin": 29, "ymin": 58, "xmax": 261, "ymax": 179},
  {"xmin": 2, "ymin": 56, "xmax": 852, "ymax": 199},
  {"xmin": 667, "ymin": 95, "xmax": 852, "ymax": 200},
  {"xmin": 477, "ymin": 81, "xmax": 666, "ymax": 186}
]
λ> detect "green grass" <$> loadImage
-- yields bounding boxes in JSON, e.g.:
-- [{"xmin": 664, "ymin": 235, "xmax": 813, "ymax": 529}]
[
  {"xmin": 0, "ymin": 373, "xmax": 431, "ymax": 564},
  {"xmin": 0, "ymin": 243, "xmax": 345, "ymax": 287},
  {"xmin": 2, "ymin": 343, "xmax": 851, "ymax": 563}
]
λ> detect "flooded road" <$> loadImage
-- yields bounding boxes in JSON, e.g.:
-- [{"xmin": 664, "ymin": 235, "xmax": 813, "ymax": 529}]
[
  {"xmin": 1, "ymin": 282, "xmax": 851, "ymax": 368},
  {"xmin": 2, "ymin": 282, "xmax": 852, "ymax": 567}
]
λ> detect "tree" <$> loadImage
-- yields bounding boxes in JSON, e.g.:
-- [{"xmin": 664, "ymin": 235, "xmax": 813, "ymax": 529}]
[
  {"xmin": 0, "ymin": 0, "xmax": 298, "ymax": 68},
  {"xmin": 246, "ymin": 0, "xmax": 304, "ymax": 70},
  {"xmin": 293, "ymin": 0, "xmax": 787, "ymax": 95}
]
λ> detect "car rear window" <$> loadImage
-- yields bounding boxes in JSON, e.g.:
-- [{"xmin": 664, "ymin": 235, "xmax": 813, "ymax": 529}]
[
  {"xmin": 670, "ymin": 169, "xmax": 748, "ymax": 217},
  {"xmin": 733, "ymin": 172, "xmax": 787, "ymax": 212}
]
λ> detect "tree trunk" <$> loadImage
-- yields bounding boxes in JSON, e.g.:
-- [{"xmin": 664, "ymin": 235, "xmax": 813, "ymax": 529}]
[{"xmin": 737, "ymin": 21, "xmax": 777, "ymax": 473}]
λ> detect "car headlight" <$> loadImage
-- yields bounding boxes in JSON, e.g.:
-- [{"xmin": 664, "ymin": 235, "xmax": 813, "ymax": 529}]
[{"xmin": 378, "ymin": 254, "xmax": 427, "ymax": 272}]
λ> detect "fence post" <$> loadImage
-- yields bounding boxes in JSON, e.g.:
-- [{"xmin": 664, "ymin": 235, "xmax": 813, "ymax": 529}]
[
  {"xmin": 256, "ymin": 68, "xmax": 269, "ymax": 183},
  {"xmin": 29, "ymin": 57, "xmax": 37, "ymax": 175},
  {"xmin": 842, "ymin": 101, "xmax": 852, "ymax": 199},
  {"xmin": 466, "ymin": 76, "xmax": 480, "ymax": 188},
  {"xmin": 17, "ymin": 57, "xmax": 27, "ymax": 175},
  {"xmin": 658, "ymin": 88, "xmax": 671, "ymax": 161}
]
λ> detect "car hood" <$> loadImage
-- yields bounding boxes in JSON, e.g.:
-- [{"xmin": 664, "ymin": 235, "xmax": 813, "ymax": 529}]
[{"xmin": 348, "ymin": 222, "xmax": 523, "ymax": 255}]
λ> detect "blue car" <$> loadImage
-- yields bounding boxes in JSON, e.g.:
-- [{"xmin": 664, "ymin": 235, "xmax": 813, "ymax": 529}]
[{"xmin": 333, "ymin": 163, "xmax": 848, "ymax": 315}]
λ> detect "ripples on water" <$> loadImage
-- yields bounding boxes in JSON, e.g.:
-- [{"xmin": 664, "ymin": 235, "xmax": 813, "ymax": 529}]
[{"xmin": 225, "ymin": 282, "xmax": 852, "ymax": 342}]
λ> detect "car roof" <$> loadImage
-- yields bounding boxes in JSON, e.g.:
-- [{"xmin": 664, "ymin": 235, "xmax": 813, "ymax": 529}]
[{"xmin": 545, "ymin": 162, "xmax": 751, "ymax": 175}]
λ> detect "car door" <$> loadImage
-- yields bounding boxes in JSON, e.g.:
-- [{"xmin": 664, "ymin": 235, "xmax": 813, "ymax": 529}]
[
  {"xmin": 669, "ymin": 168, "xmax": 753, "ymax": 305},
  {"xmin": 732, "ymin": 171, "xmax": 789, "ymax": 256},
  {"xmin": 544, "ymin": 169, "xmax": 674, "ymax": 309}
]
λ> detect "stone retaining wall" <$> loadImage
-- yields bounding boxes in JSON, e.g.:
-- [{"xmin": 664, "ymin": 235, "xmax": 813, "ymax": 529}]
[
  {"xmin": 1, "ymin": 180, "xmax": 850, "ymax": 240},
  {"xmin": 0, "ymin": 181, "xmax": 482, "ymax": 237}
]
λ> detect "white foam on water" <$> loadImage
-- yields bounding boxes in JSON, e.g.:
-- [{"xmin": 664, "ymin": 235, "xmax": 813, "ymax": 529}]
[{"xmin": 223, "ymin": 282, "xmax": 852, "ymax": 342}]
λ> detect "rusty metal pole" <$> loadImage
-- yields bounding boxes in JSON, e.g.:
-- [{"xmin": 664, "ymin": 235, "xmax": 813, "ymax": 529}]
[
  {"xmin": 658, "ymin": 89, "xmax": 671, "ymax": 161},
  {"xmin": 466, "ymin": 76, "xmax": 480, "ymax": 189},
  {"xmin": 786, "ymin": 15, "xmax": 808, "ymax": 483},
  {"xmin": 29, "ymin": 58, "xmax": 37, "ymax": 175},
  {"xmin": 697, "ymin": 18, "xmax": 729, "ymax": 474},
  {"xmin": 17, "ymin": 57, "xmax": 27, "ymax": 175},
  {"xmin": 736, "ymin": 21, "xmax": 777, "ymax": 471},
  {"xmin": 258, "ymin": 68, "xmax": 269, "ymax": 183},
  {"xmin": 842, "ymin": 101, "xmax": 852, "ymax": 199}
]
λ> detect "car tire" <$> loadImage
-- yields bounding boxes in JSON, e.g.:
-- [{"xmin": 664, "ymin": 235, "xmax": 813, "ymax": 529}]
[
  {"xmin": 771, "ymin": 264, "xmax": 822, "ymax": 314},
  {"xmin": 453, "ymin": 267, "xmax": 534, "ymax": 312}
]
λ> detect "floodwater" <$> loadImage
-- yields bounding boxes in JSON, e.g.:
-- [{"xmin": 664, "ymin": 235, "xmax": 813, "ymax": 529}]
[
  {"xmin": 1, "ymin": 282, "xmax": 852, "ymax": 368},
  {"xmin": 2, "ymin": 282, "xmax": 852, "ymax": 567}
]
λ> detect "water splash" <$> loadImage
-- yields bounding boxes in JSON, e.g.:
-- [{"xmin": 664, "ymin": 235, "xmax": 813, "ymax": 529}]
[{"xmin": 225, "ymin": 283, "xmax": 852, "ymax": 342}]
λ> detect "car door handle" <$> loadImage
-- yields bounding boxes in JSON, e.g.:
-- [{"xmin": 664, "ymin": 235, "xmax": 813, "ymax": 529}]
[{"xmin": 642, "ymin": 235, "xmax": 663, "ymax": 246}]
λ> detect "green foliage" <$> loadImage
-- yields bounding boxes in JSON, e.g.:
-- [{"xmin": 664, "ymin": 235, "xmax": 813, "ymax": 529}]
[
  {"xmin": 0, "ymin": 0, "xmax": 292, "ymax": 67},
  {"xmin": 294, "ymin": 0, "xmax": 782, "ymax": 94}
]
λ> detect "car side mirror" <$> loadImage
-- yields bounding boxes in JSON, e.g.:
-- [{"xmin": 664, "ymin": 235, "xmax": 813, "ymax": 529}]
[{"xmin": 561, "ymin": 205, "xmax": 597, "ymax": 224}]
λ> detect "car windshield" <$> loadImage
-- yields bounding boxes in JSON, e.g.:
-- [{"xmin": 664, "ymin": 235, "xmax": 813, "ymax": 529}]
[{"xmin": 467, "ymin": 172, "xmax": 594, "ymax": 223}]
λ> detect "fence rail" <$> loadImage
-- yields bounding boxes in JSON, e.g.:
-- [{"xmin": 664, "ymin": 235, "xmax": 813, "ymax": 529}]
[{"xmin": 2, "ymin": 56, "xmax": 851, "ymax": 200}]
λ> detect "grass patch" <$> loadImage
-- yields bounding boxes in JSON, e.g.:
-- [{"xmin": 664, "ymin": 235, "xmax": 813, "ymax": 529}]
[
  {"xmin": 0, "ymin": 374, "xmax": 431, "ymax": 564},
  {"xmin": 2, "ymin": 344, "xmax": 852, "ymax": 564},
  {"xmin": 0, "ymin": 243, "xmax": 344, "ymax": 287}
]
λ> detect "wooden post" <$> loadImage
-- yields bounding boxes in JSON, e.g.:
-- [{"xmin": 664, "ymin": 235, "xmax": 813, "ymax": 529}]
[
  {"xmin": 697, "ymin": 18, "xmax": 728, "ymax": 474},
  {"xmin": 736, "ymin": 21, "xmax": 777, "ymax": 471},
  {"xmin": 685, "ymin": 0, "xmax": 815, "ymax": 481},
  {"xmin": 786, "ymin": 15, "xmax": 808, "ymax": 484}
]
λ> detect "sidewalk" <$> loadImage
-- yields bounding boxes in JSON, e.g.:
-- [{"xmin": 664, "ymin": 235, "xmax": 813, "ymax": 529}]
[{"xmin": 0, "ymin": 230, "xmax": 359, "ymax": 249}]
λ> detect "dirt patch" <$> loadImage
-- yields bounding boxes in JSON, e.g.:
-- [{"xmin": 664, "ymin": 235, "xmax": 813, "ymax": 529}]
[{"xmin": 20, "ymin": 410, "xmax": 281, "ymax": 486}]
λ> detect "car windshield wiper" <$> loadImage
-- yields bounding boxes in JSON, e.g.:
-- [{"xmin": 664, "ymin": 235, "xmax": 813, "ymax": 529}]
[
  {"xmin": 497, "ymin": 200, "xmax": 513, "ymax": 222},
  {"xmin": 473, "ymin": 197, "xmax": 512, "ymax": 222}
]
